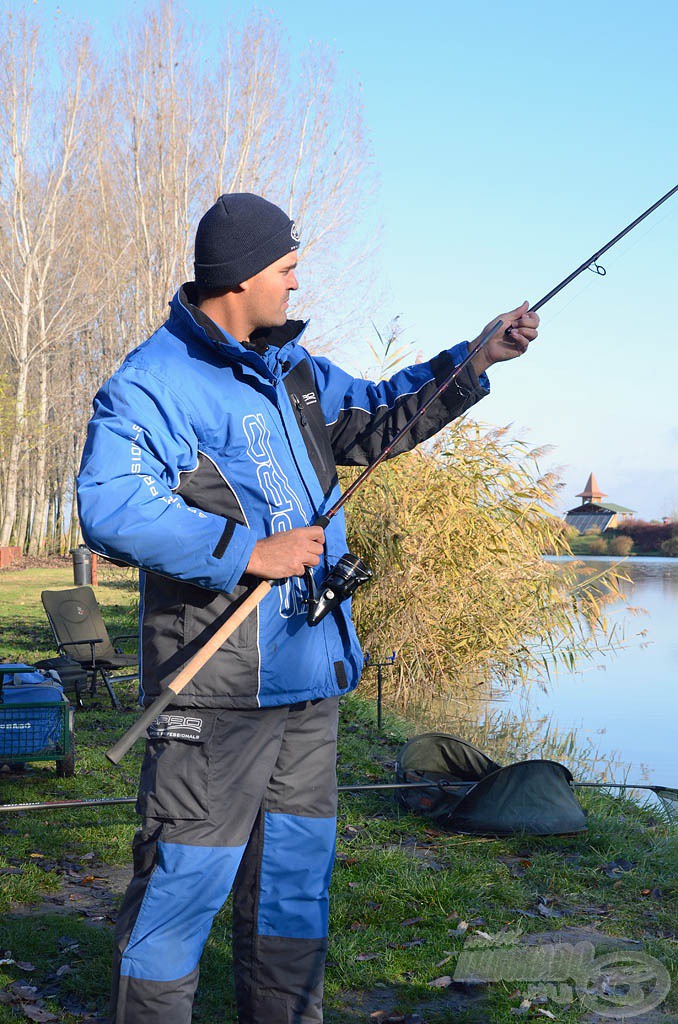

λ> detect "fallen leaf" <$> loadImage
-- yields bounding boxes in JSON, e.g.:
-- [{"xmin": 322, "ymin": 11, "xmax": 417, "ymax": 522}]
[
  {"xmin": 57, "ymin": 939, "xmax": 79, "ymax": 953},
  {"xmin": 341, "ymin": 825, "xmax": 361, "ymax": 841},
  {"xmin": 448, "ymin": 920, "xmax": 468, "ymax": 937},
  {"xmin": 15, "ymin": 962, "xmax": 35, "ymax": 972},
  {"xmin": 428, "ymin": 975, "xmax": 452, "ymax": 988},
  {"xmin": 400, "ymin": 917, "xmax": 424, "ymax": 927},
  {"xmin": 9, "ymin": 983, "xmax": 37, "ymax": 1000},
  {"xmin": 498, "ymin": 855, "xmax": 531, "ymax": 878},
  {"xmin": 601, "ymin": 858, "xmax": 634, "ymax": 878},
  {"xmin": 356, "ymin": 952, "xmax": 379, "ymax": 962},
  {"xmin": 535, "ymin": 896, "xmax": 563, "ymax": 919},
  {"xmin": 22, "ymin": 1008, "xmax": 59, "ymax": 1022},
  {"xmin": 350, "ymin": 921, "xmax": 366, "ymax": 931}
]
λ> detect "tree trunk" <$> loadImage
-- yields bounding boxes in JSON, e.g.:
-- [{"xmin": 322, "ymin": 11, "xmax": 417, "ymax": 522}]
[{"xmin": 27, "ymin": 340, "xmax": 51, "ymax": 554}]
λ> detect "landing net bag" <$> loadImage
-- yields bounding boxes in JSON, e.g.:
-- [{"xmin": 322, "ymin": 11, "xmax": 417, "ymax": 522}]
[{"xmin": 395, "ymin": 732, "xmax": 586, "ymax": 836}]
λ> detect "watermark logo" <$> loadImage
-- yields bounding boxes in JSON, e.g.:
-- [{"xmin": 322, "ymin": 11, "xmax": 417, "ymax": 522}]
[{"xmin": 453, "ymin": 932, "xmax": 670, "ymax": 1018}]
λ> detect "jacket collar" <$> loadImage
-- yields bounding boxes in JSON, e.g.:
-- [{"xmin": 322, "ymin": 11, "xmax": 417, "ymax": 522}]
[{"xmin": 170, "ymin": 283, "xmax": 308, "ymax": 380}]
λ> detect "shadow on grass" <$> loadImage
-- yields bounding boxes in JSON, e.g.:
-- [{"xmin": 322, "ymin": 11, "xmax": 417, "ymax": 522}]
[
  {"xmin": 0, "ymin": 912, "xmax": 112, "ymax": 1020},
  {"xmin": 96, "ymin": 578, "xmax": 139, "ymax": 593},
  {"xmin": 1, "ymin": 620, "xmax": 53, "ymax": 655}
]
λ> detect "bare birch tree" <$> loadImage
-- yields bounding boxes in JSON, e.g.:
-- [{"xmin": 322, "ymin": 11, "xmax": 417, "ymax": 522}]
[
  {"xmin": 208, "ymin": 16, "xmax": 376, "ymax": 344},
  {"xmin": 0, "ymin": 11, "xmax": 98, "ymax": 548},
  {"xmin": 0, "ymin": 0, "xmax": 375, "ymax": 552}
]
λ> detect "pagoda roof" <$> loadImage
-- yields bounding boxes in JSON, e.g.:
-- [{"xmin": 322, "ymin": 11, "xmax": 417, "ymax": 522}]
[{"xmin": 576, "ymin": 471, "xmax": 607, "ymax": 500}]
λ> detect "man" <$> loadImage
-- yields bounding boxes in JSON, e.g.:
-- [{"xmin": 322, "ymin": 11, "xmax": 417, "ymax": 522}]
[{"xmin": 77, "ymin": 192, "xmax": 539, "ymax": 1024}]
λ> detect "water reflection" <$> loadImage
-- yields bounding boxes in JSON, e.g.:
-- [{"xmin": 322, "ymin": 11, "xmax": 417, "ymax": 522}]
[
  {"xmin": 412, "ymin": 558, "xmax": 677, "ymax": 788},
  {"xmin": 503, "ymin": 557, "xmax": 678, "ymax": 785}
]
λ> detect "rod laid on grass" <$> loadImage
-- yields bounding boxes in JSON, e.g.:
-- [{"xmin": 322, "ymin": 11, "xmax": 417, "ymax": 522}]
[
  {"xmin": 1, "ymin": 781, "xmax": 676, "ymax": 815},
  {"xmin": 106, "ymin": 183, "xmax": 678, "ymax": 765}
]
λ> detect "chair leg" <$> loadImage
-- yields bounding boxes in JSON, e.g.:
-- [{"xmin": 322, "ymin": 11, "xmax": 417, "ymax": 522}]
[
  {"xmin": 88, "ymin": 668, "xmax": 98, "ymax": 696},
  {"xmin": 99, "ymin": 670, "xmax": 123, "ymax": 711}
]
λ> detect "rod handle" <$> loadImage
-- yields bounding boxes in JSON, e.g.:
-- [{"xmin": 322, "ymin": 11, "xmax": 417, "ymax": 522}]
[
  {"xmin": 106, "ymin": 580, "xmax": 272, "ymax": 764},
  {"xmin": 106, "ymin": 687, "xmax": 176, "ymax": 764}
]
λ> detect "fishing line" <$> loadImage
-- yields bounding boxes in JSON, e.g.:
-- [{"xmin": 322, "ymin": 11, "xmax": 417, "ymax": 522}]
[{"xmin": 535, "ymin": 205, "xmax": 678, "ymax": 329}]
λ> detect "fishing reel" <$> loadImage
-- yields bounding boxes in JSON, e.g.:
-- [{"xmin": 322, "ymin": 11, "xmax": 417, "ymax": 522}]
[{"xmin": 304, "ymin": 552, "xmax": 373, "ymax": 626}]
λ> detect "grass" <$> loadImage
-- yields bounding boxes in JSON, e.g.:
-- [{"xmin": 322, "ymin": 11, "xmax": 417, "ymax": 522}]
[
  {"xmin": 566, "ymin": 533, "xmax": 669, "ymax": 558},
  {"xmin": 1, "ymin": 563, "xmax": 676, "ymax": 1023}
]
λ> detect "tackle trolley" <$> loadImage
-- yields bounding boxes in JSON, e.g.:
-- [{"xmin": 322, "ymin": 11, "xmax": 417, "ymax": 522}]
[{"xmin": 0, "ymin": 664, "xmax": 75, "ymax": 777}]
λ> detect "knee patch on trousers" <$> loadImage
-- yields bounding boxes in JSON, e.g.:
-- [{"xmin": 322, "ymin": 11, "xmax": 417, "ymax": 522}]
[{"xmin": 258, "ymin": 812, "xmax": 336, "ymax": 939}]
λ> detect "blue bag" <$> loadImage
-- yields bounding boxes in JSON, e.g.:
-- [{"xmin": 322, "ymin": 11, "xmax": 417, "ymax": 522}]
[{"xmin": 0, "ymin": 666, "xmax": 66, "ymax": 757}]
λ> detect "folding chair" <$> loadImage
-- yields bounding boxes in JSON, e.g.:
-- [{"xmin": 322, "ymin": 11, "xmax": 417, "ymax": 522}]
[{"xmin": 41, "ymin": 586, "xmax": 138, "ymax": 710}]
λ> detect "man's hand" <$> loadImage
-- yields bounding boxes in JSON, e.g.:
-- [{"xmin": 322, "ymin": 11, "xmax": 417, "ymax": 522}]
[
  {"xmin": 470, "ymin": 301, "xmax": 539, "ymax": 376},
  {"xmin": 246, "ymin": 526, "xmax": 325, "ymax": 580}
]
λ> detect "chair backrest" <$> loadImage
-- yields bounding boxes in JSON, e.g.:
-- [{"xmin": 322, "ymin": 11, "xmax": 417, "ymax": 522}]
[{"xmin": 41, "ymin": 586, "xmax": 117, "ymax": 663}]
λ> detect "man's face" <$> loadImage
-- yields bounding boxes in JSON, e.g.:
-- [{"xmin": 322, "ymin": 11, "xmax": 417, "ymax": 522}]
[{"xmin": 242, "ymin": 252, "xmax": 299, "ymax": 331}]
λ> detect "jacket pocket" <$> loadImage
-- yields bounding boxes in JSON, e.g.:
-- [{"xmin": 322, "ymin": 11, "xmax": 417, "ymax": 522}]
[
  {"xmin": 136, "ymin": 711, "xmax": 216, "ymax": 821},
  {"xmin": 183, "ymin": 581, "xmax": 255, "ymax": 652}
]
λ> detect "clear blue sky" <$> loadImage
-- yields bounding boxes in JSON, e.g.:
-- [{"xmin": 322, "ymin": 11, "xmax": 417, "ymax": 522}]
[{"xmin": 40, "ymin": 0, "xmax": 678, "ymax": 519}]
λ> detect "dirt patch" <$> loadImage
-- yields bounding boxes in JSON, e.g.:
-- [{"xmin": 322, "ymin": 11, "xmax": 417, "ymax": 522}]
[
  {"xmin": 328, "ymin": 984, "xmax": 488, "ymax": 1023},
  {"xmin": 0, "ymin": 556, "xmax": 71, "ymax": 573},
  {"xmin": 7, "ymin": 862, "xmax": 130, "ymax": 925}
]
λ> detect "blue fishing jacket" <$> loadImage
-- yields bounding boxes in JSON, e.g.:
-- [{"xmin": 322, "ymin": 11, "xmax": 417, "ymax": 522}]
[{"xmin": 77, "ymin": 285, "xmax": 489, "ymax": 708}]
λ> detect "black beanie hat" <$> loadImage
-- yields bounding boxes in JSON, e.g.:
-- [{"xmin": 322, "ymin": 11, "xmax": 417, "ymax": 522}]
[{"xmin": 194, "ymin": 193, "xmax": 300, "ymax": 289}]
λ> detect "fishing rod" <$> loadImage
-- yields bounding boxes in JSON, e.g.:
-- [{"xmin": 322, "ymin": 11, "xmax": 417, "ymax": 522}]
[
  {"xmin": 106, "ymin": 182, "xmax": 678, "ymax": 765},
  {"xmin": 0, "ymin": 782, "xmax": 467, "ymax": 814},
  {"xmin": 1, "ymin": 780, "xmax": 675, "ymax": 815},
  {"xmin": 528, "ymin": 182, "xmax": 678, "ymax": 314}
]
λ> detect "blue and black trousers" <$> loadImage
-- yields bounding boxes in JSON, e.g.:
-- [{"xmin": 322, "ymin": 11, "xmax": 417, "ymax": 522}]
[{"xmin": 110, "ymin": 697, "xmax": 339, "ymax": 1023}]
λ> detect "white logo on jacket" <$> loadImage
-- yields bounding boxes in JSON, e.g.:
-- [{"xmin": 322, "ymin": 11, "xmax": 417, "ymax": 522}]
[{"xmin": 243, "ymin": 413, "xmax": 306, "ymax": 618}]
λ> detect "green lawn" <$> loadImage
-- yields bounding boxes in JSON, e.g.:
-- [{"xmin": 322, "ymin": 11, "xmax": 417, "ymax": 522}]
[{"xmin": 1, "ymin": 564, "xmax": 676, "ymax": 1023}]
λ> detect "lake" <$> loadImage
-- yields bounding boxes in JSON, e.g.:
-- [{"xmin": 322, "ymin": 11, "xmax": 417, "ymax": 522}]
[{"xmin": 500, "ymin": 557, "xmax": 678, "ymax": 787}]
